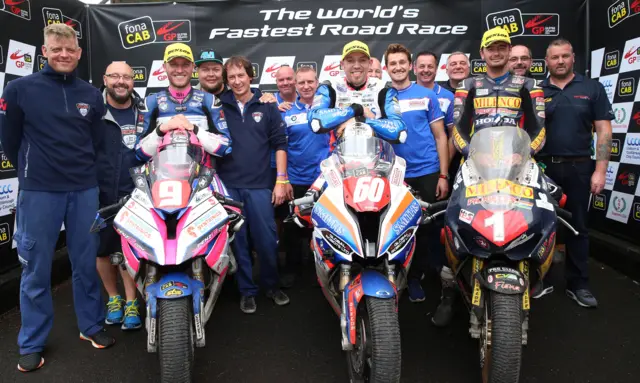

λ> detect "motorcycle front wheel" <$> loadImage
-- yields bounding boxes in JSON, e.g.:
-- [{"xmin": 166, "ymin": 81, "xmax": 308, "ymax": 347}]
[
  {"xmin": 481, "ymin": 291, "xmax": 523, "ymax": 383},
  {"xmin": 158, "ymin": 297, "xmax": 195, "ymax": 383},
  {"xmin": 346, "ymin": 297, "xmax": 401, "ymax": 383}
]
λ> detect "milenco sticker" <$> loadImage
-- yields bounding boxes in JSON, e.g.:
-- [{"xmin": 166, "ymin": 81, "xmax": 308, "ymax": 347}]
[
  {"xmin": 152, "ymin": 20, "xmax": 192, "ymax": 43},
  {"xmin": 1, "ymin": 0, "xmax": 31, "ymax": 21},
  {"xmin": 42, "ymin": 8, "xmax": 83, "ymax": 39}
]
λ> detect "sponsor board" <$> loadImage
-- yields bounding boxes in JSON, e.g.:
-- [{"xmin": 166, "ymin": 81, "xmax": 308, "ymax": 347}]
[
  {"xmin": 605, "ymin": 191, "xmax": 633, "ymax": 223},
  {"xmin": 6, "ymin": 40, "xmax": 35, "ymax": 77}
]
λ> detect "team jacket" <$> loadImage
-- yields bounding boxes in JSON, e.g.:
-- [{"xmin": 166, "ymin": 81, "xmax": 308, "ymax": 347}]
[
  {"xmin": 307, "ymin": 77, "xmax": 407, "ymax": 144},
  {"xmin": 135, "ymin": 88, "xmax": 231, "ymax": 162},
  {"xmin": 451, "ymin": 74, "xmax": 546, "ymax": 157}
]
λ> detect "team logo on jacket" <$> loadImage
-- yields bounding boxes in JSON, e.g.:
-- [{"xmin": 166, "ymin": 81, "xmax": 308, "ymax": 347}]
[
  {"xmin": 76, "ymin": 103, "xmax": 89, "ymax": 117},
  {"xmin": 252, "ymin": 112, "xmax": 263, "ymax": 122}
]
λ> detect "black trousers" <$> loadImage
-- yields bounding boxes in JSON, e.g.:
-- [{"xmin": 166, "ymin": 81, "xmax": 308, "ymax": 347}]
[
  {"xmin": 540, "ymin": 159, "xmax": 594, "ymax": 290},
  {"xmin": 404, "ymin": 171, "xmax": 446, "ymax": 279},
  {"xmin": 281, "ymin": 184, "xmax": 312, "ymax": 273}
]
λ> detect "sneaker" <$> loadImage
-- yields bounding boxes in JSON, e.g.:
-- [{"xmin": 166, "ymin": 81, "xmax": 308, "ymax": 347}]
[
  {"xmin": 80, "ymin": 328, "xmax": 116, "ymax": 349},
  {"xmin": 17, "ymin": 353, "xmax": 44, "ymax": 373},
  {"xmin": 431, "ymin": 287, "xmax": 455, "ymax": 327},
  {"xmin": 531, "ymin": 280, "xmax": 554, "ymax": 299},
  {"xmin": 407, "ymin": 279, "xmax": 426, "ymax": 303},
  {"xmin": 566, "ymin": 288, "xmax": 598, "ymax": 308},
  {"xmin": 105, "ymin": 295, "xmax": 124, "ymax": 325},
  {"xmin": 121, "ymin": 299, "xmax": 142, "ymax": 331},
  {"xmin": 266, "ymin": 289, "xmax": 290, "ymax": 306},
  {"xmin": 240, "ymin": 296, "xmax": 257, "ymax": 314}
]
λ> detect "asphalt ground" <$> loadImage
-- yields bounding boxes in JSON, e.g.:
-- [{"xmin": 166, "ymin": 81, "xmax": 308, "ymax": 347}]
[{"xmin": 0, "ymin": 257, "xmax": 639, "ymax": 383}]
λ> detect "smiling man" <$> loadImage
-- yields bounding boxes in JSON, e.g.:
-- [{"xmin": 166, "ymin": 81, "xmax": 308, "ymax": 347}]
[
  {"xmin": 440, "ymin": 52, "xmax": 470, "ymax": 93},
  {"xmin": 195, "ymin": 48, "xmax": 227, "ymax": 96},
  {"xmin": 0, "ymin": 24, "xmax": 114, "ymax": 372}
]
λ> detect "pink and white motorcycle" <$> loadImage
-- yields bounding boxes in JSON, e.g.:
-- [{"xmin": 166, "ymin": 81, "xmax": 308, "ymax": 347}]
[{"xmin": 91, "ymin": 129, "xmax": 244, "ymax": 383}]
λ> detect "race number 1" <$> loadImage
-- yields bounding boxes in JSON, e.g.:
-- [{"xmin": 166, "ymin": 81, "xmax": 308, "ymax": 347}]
[
  {"xmin": 484, "ymin": 211, "xmax": 505, "ymax": 242},
  {"xmin": 353, "ymin": 176, "xmax": 384, "ymax": 203}
]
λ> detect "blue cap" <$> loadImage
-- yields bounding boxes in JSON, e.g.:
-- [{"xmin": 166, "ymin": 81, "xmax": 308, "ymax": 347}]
[{"xmin": 195, "ymin": 49, "xmax": 223, "ymax": 66}]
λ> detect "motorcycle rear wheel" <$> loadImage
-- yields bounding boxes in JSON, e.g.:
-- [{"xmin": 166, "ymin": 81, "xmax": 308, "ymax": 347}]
[
  {"xmin": 347, "ymin": 297, "xmax": 401, "ymax": 383},
  {"xmin": 481, "ymin": 292, "xmax": 522, "ymax": 383},
  {"xmin": 158, "ymin": 297, "xmax": 195, "ymax": 383}
]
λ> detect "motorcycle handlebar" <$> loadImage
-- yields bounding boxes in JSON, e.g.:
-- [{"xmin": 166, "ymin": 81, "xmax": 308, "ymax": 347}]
[
  {"xmin": 293, "ymin": 195, "xmax": 315, "ymax": 206},
  {"xmin": 213, "ymin": 192, "xmax": 244, "ymax": 209},
  {"xmin": 556, "ymin": 207, "xmax": 572, "ymax": 221}
]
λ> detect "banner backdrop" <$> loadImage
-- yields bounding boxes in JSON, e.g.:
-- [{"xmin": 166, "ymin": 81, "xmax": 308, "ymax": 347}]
[
  {"xmin": 0, "ymin": 0, "xmax": 87, "ymax": 272},
  {"xmin": 88, "ymin": 0, "xmax": 587, "ymax": 97},
  {"xmin": 589, "ymin": 0, "xmax": 640, "ymax": 243}
]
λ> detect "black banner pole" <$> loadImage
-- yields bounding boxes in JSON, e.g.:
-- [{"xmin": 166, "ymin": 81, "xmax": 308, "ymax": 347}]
[
  {"xmin": 585, "ymin": 0, "xmax": 590, "ymax": 77},
  {"xmin": 86, "ymin": 4, "xmax": 93, "ymax": 85}
]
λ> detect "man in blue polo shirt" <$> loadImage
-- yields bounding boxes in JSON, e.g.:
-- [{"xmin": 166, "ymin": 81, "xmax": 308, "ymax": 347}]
[
  {"xmin": 278, "ymin": 66, "xmax": 329, "ymax": 287},
  {"xmin": 384, "ymin": 44, "xmax": 450, "ymax": 310},
  {"xmin": 536, "ymin": 39, "xmax": 614, "ymax": 308}
]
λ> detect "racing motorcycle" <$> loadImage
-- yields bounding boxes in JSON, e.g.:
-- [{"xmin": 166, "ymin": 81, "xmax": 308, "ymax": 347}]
[
  {"xmin": 429, "ymin": 126, "xmax": 577, "ymax": 383},
  {"xmin": 291, "ymin": 122, "xmax": 442, "ymax": 383},
  {"xmin": 91, "ymin": 129, "xmax": 244, "ymax": 383}
]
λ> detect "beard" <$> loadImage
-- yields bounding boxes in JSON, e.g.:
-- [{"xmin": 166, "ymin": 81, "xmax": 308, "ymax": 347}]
[
  {"xmin": 106, "ymin": 86, "xmax": 131, "ymax": 104},
  {"xmin": 202, "ymin": 81, "xmax": 224, "ymax": 95}
]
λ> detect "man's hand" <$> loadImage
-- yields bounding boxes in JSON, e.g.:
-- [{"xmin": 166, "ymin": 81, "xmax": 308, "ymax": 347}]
[
  {"xmin": 259, "ymin": 92, "xmax": 278, "ymax": 104},
  {"xmin": 435, "ymin": 178, "xmax": 449, "ymax": 200},
  {"xmin": 160, "ymin": 114, "xmax": 193, "ymax": 133},
  {"xmin": 591, "ymin": 170, "xmax": 606, "ymax": 194},
  {"xmin": 278, "ymin": 102, "xmax": 292, "ymax": 112},
  {"xmin": 336, "ymin": 117, "xmax": 357, "ymax": 138},
  {"xmin": 272, "ymin": 183, "xmax": 288, "ymax": 206},
  {"xmin": 285, "ymin": 183, "xmax": 294, "ymax": 200},
  {"xmin": 363, "ymin": 107, "xmax": 375, "ymax": 119}
]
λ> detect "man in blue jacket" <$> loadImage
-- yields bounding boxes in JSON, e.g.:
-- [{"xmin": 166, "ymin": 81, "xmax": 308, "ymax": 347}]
[
  {"xmin": 0, "ymin": 24, "xmax": 114, "ymax": 373},
  {"xmin": 218, "ymin": 56, "xmax": 291, "ymax": 314},
  {"xmin": 97, "ymin": 61, "xmax": 144, "ymax": 331}
]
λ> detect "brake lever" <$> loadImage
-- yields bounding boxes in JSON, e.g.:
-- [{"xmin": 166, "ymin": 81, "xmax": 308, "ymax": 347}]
[{"xmin": 557, "ymin": 216, "xmax": 579, "ymax": 236}]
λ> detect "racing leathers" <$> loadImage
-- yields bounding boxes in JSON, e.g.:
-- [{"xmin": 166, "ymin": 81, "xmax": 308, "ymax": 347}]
[
  {"xmin": 135, "ymin": 87, "xmax": 232, "ymax": 196},
  {"xmin": 295, "ymin": 77, "xmax": 409, "ymax": 221},
  {"xmin": 451, "ymin": 74, "xmax": 562, "ymax": 201}
]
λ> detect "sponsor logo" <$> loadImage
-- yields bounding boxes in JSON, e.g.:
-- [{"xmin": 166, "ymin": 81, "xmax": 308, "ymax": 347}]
[
  {"xmin": 605, "ymin": 50, "xmax": 620, "ymax": 70},
  {"xmin": 634, "ymin": 202, "xmax": 640, "ymax": 221},
  {"xmin": 618, "ymin": 77, "xmax": 635, "ymax": 97},
  {"xmin": 0, "ymin": 222, "xmax": 10, "ymax": 245},
  {"xmin": 475, "ymin": 236, "xmax": 489, "ymax": 249},
  {"xmin": 606, "ymin": 192, "xmax": 632, "ymax": 223},
  {"xmin": 529, "ymin": 59, "xmax": 546, "ymax": 75},
  {"xmin": 6, "ymin": 40, "xmax": 35, "ymax": 77},
  {"xmin": 465, "ymin": 179, "xmax": 534, "ymax": 199},
  {"xmin": 605, "ymin": 162, "xmax": 618, "ymax": 190},
  {"xmin": 37, "ymin": 55, "xmax": 46, "ymax": 71},
  {"xmin": 611, "ymin": 138, "xmax": 621, "ymax": 158},
  {"xmin": 473, "ymin": 96, "xmax": 521, "ymax": 108},
  {"xmin": 148, "ymin": 60, "xmax": 169, "ymax": 88},
  {"xmin": 392, "ymin": 200, "xmax": 420, "ymax": 234},
  {"xmin": 76, "ymin": 103, "xmax": 89, "ymax": 117},
  {"xmin": 132, "ymin": 67, "xmax": 147, "ymax": 83},
  {"xmin": 608, "ymin": 0, "xmax": 629, "ymax": 28},
  {"xmin": 260, "ymin": 56, "xmax": 295, "ymax": 85},
  {"xmin": 617, "ymin": 171, "xmax": 637, "ymax": 188},
  {"xmin": 486, "ymin": 8, "xmax": 524, "ymax": 36},
  {"xmin": 599, "ymin": 74, "xmax": 618, "ymax": 104},
  {"xmin": 118, "ymin": 16, "xmax": 157, "ymax": 49},
  {"xmin": 621, "ymin": 133, "xmax": 640, "ymax": 164},
  {"xmin": 593, "ymin": 194, "xmax": 606, "ymax": 210},
  {"xmin": 251, "ymin": 63, "xmax": 260, "ymax": 83},
  {"xmin": 0, "ymin": 178, "xmax": 18, "ymax": 217},
  {"xmin": 621, "ymin": 37, "xmax": 640, "ymax": 72},
  {"xmin": 2, "ymin": 0, "xmax": 30, "ymax": 20},
  {"xmin": 471, "ymin": 60, "xmax": 486, "ymax": 75},
  {"xmin": 42, "ymin": 8, "xmax": 82, "ymax": 39},
  {"xmin": 319, "ymin": 55, "xmax": 343, "ymax": 83},
  {"xmin": 0, "ymin": 151, "xmax": 14, "ymax": 172},
  {"xmin": 632, "ymin": 0, "xmax": 640, "ymax": 15},
  {"xmin": 296, "ymin": 61, "xmax": 317, "ymax": 72},
  {"xmin": 153, "ymin": 20, "xmax": 191, "ymax": 43},
  {"xmin": 252, "ymin": 112, "xmax": 263, "ymax": 122},
  {"xmin": 634, "ymin": 111, "xmax": 640, "ymax": 125},
  {"xmin": 612, "ymin": 102, "xmax": 633, "ymax": 132},
  {"xmin": 459, "ymin": 209, "xmax": 474, "ymax": 224},
  {"xmin": 522, "ymin": 13, "xmax": 560, "ymax": 36}
]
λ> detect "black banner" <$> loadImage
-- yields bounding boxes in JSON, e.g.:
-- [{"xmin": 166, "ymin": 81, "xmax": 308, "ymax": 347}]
[
  {"xmin": 0, "ymin": 0, "xmax": 86, "ymax": 272},
  {"xmin": 588, "ymin": 0, "xmax": 640, "ymax": 243},
  {"xmin": 88, "ymin": 0, "xmax": 587, "ymax": 96}
]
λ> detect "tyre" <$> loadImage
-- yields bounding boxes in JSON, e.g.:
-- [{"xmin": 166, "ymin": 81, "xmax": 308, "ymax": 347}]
[
  {"xmin": 481, "ymin": 292, "xmax": 523, "ymax": 383},
  {"xmin": 158, "ymin": 297, "xmax": 194, "ymax": 383},
  {"xmin": 347, "ymin": 297, "xmax": 401, "ymax": 383}
]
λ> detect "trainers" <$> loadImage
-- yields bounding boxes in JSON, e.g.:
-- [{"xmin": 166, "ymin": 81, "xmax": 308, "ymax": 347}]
[
  {"xmin": 266, "ymin": 289, "xmax": 290, "ymax": 306},
  {"xmin": 431, "ymin": 287, "xmax": 455, "ymax": 327},
  {"xmin": 121, "ymin": 299, "xmax": 142, "ymax": 331},
  {"xmin": 566, "ymin": 288, "xmax": 598, "ymax": 308},
  {"xmin": 105, "ymin": 295, "xmax": 124, "ymax": 325},
  {"xmin": 407, "ymin": 279, "xmax": 426, "ymax": 303},
  {"xmin": 80, "ymin": 328, "xmax": 116, "ymax": 349},
  {"xmin": 531, "ymin": 280, "xmax": 554, "ymax": 299},
  {"xmin": 240, "ymin": 296, "xmax": 257, "ymax": 314},
  {"xmin": 17, "ymin": 353, "xmax": 44, "ymax": 372}
]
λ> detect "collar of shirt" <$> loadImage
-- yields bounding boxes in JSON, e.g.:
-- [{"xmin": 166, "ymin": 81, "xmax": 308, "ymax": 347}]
[
  {"xmin": 236, "ymin": 100, "xmax": 245, "ymax": 114},
  {"xmin": 541, "ymin": 72, "xmax": 584, "ymax": 88},
  {"xmin": 432, "ymin": 83, "xmax": 442, "ymax": 95}
]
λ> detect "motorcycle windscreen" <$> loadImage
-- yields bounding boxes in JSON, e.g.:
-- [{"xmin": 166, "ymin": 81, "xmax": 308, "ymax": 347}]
[
  {"xmin": 335, "ymin": 135, "xmax": 394, "ymax": 213},
  {"xmin": 465, "ymin": 126, "xmax": 533, "ymax": 212},
  {"xmin": 149, "ymin": 144, "xmax": 198, "ymax": 211}
]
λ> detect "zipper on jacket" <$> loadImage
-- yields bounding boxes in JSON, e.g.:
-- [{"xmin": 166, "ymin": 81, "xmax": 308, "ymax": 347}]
[
  {"xmin": 62, "ymin": 83, "xmax": 69, "ymax": 113},
  {"xmin": 24, "ymin": 142, "xmax": 30, "ymax": 179}
]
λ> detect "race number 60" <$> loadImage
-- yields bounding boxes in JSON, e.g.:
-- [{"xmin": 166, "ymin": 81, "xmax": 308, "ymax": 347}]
[{"xmin": 353, "ymin": 176, "xmax": 385, "ymax": 203}]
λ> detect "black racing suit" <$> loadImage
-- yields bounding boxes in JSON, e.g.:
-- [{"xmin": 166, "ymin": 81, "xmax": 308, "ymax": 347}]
[{"xmin": 451, "ymin": 74, "xmax": 562, "ymax": 200}]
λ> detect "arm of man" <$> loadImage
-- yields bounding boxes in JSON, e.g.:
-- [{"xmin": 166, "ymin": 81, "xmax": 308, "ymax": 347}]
[
  {"xmin": 521, "ymin": 79, "xmax": 546, "ymax": 156},
  {"xmin": 443, "ymin": 96, "xmax": 457, "ymax": 164},
  {"xmin": 308, "ymin": 82, "xmax": 360, "ymax": 133},
  {"xmin": 591, "ymin": 81, "xmax": 615, "ymax": 194},
  {"xmin": 366, "ymin": 87, "xmax": 407, "ymax": 144},
  {"xmin": 198, "ymin": 94, "xmax": 231, "ymax": 157},
  {"xmin": 91, "ymin": 91, "xmax": 107, "ymax": 162},
  {"xmin": 0, "ymin": 83, "xmax": 24, "ymax": 166},
  {"xmin": 135, "ymin": 94, "xmax": 162, "ymax": 161},
  {"xmin": 427, "ymin": 93, "xmax": 449, "ymax": 200},
  {"xmin": 451, "ymin": 78, "xmax": 476, "ymax": 157},
  {"xmin": 269, "ymin": 105, "xmax": 292, "ymax": 204}
]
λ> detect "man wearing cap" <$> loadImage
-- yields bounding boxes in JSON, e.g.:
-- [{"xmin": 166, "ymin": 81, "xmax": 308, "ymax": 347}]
[
  {"xmin": 308, "ymin": 40, "xmax": 407, "ymax": 144},
  {"xmin": 135, "ymin": 43, "xmax": 232, "ymax": 192},
  {"xmin": 195, "ymin": 48, "xmax": 228, "ymax": 96}
]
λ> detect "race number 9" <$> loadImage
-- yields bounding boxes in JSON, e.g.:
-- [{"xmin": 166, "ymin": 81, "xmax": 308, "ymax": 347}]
[
  {"xmin": 353, "ymin": 176, "xmax": 385, "ymax": 203},
  {"xmin": 152, "ymin": 180, "xmax": 190, "ymax": 209}
]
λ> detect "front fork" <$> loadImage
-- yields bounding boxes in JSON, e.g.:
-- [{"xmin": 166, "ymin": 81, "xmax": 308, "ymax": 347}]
[{"xmin": 468, "ymin": 258, "xmax": 531, "ymax": 346}]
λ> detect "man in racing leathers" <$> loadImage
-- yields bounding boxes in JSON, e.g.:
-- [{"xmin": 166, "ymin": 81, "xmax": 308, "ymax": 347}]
[
  {"xmin": 135, "ymin": 43, "xmax": 232, "ymax": 197},
  {"xmin": 446, "ymin": 27, "xmax": 562, "ymax": 326}
]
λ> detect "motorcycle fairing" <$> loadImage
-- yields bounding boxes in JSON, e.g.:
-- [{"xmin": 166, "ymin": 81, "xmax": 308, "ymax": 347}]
[
  {"xmin": 378, "ymin": 191, "xmax": 421, "ymax": 260},
  {"xmin": 474, "ymin": 266, "xmax": 527, "ymax": 295}
]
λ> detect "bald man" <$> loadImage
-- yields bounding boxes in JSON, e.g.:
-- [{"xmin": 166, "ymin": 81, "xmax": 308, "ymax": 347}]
[
  {"xmin": 369, "ymin": 57, "xmax": 383, "ymax": 79},
  {"xmin": 97, "ymin": 61, "xmax": 145, "ymax": 331}
]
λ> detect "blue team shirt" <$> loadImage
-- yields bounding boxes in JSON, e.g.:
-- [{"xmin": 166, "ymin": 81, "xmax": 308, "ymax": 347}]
[
  {"xmin": 282, "ymin": 98, "xmax": 330, "ymax": 185},
  {"xmin": 432, "ymin": 83, "xmax": 455, "ymax": 130},
  {"xmin": 393, "ymin": 83, "xmax": 445, "ymax": 178}
]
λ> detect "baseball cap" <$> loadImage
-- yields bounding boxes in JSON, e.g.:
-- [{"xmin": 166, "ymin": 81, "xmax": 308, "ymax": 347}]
[
  {"xmin": 163, "ymin": 43, "xmax": 194, "ymax": 63},
  {"xmin": 342, "ymin": 40, "xmax": 370, "ymax": 60},
  {"xmin": 480, "ymin": 27, "xmax": 511, "ymax": 49},
  {"xmin": 195, "ymin": 49, "xmax": 223, "ymax": 66}
]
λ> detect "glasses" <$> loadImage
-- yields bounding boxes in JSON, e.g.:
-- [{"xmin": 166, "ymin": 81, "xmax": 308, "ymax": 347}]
[
  {"xmin": 509, "ymin": 56, "xmax": 532, "ymax": 62},
  {"xmin": 105, "ymin": 73, "xmax": 133, "ymax": 81}
]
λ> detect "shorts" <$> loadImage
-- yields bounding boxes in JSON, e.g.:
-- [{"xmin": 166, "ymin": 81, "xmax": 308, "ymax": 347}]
[{"xmin": 98, "ymin": 225, "xmax": 122, "ymax": 257}]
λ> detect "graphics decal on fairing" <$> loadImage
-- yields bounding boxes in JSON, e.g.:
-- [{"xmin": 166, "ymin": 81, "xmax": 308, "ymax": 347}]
[
  {"xmin": 378, "ymin": 191, "xmax": 420, "ymax": 258},
  {"xmin": 114, "ymin": 206, "xmax": 165, "ymax": 263}
]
